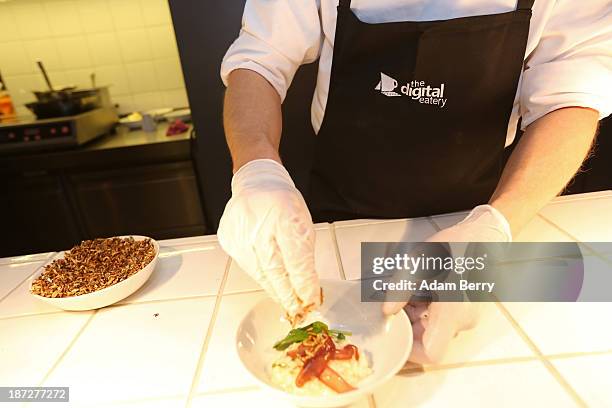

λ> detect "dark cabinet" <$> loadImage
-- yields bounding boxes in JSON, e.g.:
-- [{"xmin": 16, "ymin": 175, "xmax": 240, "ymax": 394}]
[
  {"xmin": 68, "ymin": 162, "xmax": 205, "ymax": 239},
  {"xmin": 0, "ymin": 173, "xmax": 81, "ymax": 255},
  {"xmin": 0, "ymin": 131, "xmax": 207, "ymax": 257}
]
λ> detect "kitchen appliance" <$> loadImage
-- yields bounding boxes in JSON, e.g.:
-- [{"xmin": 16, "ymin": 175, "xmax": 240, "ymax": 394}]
[
  {"xmin": 0, "ymin": 106, "xmax": 118, "ymax": 155},
  {"xmin": 25, "ymin": 61, "xmax": 107, "ymax": 119},
  {"xmin": 26, "ymin": 88, "xmax": 103, "ymax": 119}
]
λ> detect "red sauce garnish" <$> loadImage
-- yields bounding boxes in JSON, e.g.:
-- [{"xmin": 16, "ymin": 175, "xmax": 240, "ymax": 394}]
[
  {"xmin": 290, "ymin": 333, "xmax": 359, "ymax": 393},
  {"xmin": 332, "ymin": 344, "xmax": 359, "ymax": 360}
]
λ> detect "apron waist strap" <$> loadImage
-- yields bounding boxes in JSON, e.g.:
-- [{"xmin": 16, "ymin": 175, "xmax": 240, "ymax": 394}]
[{"xmin": 339, "ymin": 0, "xmax": 534, "ymax": 11}]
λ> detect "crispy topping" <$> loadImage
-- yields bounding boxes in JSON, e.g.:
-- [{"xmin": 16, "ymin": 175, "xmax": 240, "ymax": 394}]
[
  {"xmin": 30, "ymin": 237, "xmax": 155, "ymax": 298},
  {"xmin": 276, "ymin": 322, "xmax": 359, "ymax": 393},
  {"xmin": 286, "ymin": 287, "xmax": 324, "ymax": 327}
]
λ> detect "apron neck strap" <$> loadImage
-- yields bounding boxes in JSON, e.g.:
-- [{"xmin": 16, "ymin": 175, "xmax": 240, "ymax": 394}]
[{"xmin": 338, "ymin": 0, "xmax": 351, "ymax": 9}]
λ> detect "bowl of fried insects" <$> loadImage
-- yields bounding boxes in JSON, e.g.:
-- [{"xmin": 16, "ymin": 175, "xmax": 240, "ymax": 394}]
[{"xmin": 29, "ymin": 236, "xmax": 159, "ymax": 311}]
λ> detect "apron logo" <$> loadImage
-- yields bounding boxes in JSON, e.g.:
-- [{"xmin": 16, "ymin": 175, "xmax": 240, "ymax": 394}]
[
  {"xmin": 374, "ymin": 72, "xmax": 401, "ymax": 96},
  {"xmin": 375, "ymin": 72, "xmax": 447, "ymax": 108}
]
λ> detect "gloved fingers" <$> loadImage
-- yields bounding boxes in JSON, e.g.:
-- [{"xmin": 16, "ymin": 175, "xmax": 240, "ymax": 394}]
[
  {"xmin": 247, "ymin": 259, "xmax": 280, "ymax": 304},
  {"xmin": 419, "ymin": 302, "xmax": 467, "ymax": 364},
  {"xmin": 408, "ymin": 340, "xmax": 432, "ymax": 365},
  {"xmin": 383, "ymin": 296, "xmax": 429, "ymax": 318},
  {"xmin": 382, "ymin": 301, "xmax": 407, "ymax": 315},
  {"xmin": 381, "ymin": 264, "xmax": 410, "ymax": 315},
  {"xmin": 218, "ymin": 201, "xmax": 276, "ymax": 300},
  {"xmin": 405, "ymin": 300, "xmax": 430, "ymax": 322},
  {"xmin": 382, "ymin": 272, "xmax": 422, "ymax": 315},
  {"xmin": 276, "ymin": 219, "xmax": 320, "ymax": 308},
  {"xmin": 410, "ymin": 316, "xmax": 426, "ymax": 340},
  {"xmin": 253, "ymin": 238, "xmax": 303, "ymax": 317},
  {"xmin": 407, "ymin": 319, "xmax": 429, "ymax": 364},
  {"xmin": 381, "ymin": 241, "xmax": 441, "ymax": 316},
  {"xmin": 222, "ymin": 243, "xmax": 282, "ymax": 305},
  {"xmin": 422, "ymin": 328, "xmax": 457, "ymax": 364}
]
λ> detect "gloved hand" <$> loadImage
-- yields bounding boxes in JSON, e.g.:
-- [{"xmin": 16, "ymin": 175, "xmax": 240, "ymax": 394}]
[
  {"xmin": 424, "ymin": 204, "xmax": 512, "ymax": 244},
  {"xmin": 383, "ymin": 204, "xmax": 512, "ymax": 364},
  {"xmin": 218, "ymin": 159, "xmax": 321, "ymax": 321}
]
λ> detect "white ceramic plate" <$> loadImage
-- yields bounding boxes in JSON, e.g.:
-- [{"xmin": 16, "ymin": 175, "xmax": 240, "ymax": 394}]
[
  {"xmin": 28, "ymin": 235, "xmax": 159, "ymax": 311},
  {"xmin": 118, "ymin": 117, "xmax": 143, "ymax": 130},
  {"xmin": 236, "ymin": 279, "xmax": 412, "ymax": 407},
  {"xmin": 163, "ymin": 108, "xmax": 191, "ymax": 122}
]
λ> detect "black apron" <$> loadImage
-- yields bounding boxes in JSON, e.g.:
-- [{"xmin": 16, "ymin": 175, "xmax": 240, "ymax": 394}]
[{"xmin": 309, "ymin": 0, "xmax": 534, "ymax": 222}]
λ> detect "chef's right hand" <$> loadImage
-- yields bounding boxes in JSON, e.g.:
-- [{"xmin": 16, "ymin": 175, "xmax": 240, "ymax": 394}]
[{"xmin": 218, "ymin": 159, "xmax": 321, "ymax": 319}]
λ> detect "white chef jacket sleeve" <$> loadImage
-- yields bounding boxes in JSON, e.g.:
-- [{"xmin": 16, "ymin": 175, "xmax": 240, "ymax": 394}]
[
  {"xmin": 220, "ymin": 0, "xmax": 322, "ymax": 102},
  {"xmin": 520, "ymin": 1, "xmax": 612, "ymax": 129}
]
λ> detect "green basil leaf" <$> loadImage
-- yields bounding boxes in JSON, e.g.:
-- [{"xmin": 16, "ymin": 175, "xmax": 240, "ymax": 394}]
[
  {"xmin": 273, "ymin": 329, "xmax": 309, "ymax": 350},
  {"xmin": 309, "ymin": 321, "xmax": 329, "ymax": 334},
  {"xmin": 273, "ymin": 321, "xmax": 350, "ymax": 351},
  {"xmin": 329, "ymin": 329, "xmax": 352, "ymax": 340}
]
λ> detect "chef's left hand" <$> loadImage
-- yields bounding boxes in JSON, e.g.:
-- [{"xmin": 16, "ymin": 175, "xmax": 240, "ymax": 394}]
[{"xmin": 383, "ymin": 204, "xmax": 512, "ymax": 364}]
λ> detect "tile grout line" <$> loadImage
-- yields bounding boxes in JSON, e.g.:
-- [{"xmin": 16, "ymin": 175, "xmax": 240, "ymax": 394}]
[
  {"xmin": 550, "ymin": 193, "xmax": 612, "ymax": 204},
  {"xmin": 28, "ymin": 345, "xmax": 612, "ymax": 407},
  {"xmin": 111, "ymin": 292, "xmax": 220, "ymax": 308},
  {"xmin": 0, "ymin": 252, "xmax": 55, "ymax": 267},
  {"xmin": 0, "ymin": 291, "xmax": 223, "ymax": 322},
  {"xmin": 83, "ymin": 394, "xmax": 187, "ymax": 408},
  {"xmin": 537, "ymin": 213, "xmax": 612, "ymax": 268},
  {"xmin": 539, "ymin": 358, "xmax": 588, "ymax": 408},
  {"xmin": 546, "ymin": 349, "xmax": 612, "ymax": 360},
  {"xmin": 0, "ymin": 259, "xmax": 48, "ymax": 268},
  {"xmin": 158, "ymin": 245, "xmax": 219, "ymax": 258},
  {"xmin": 536, "ymin": 214, "xmax": 583, "ymax": 243},
  {"xmin": 223, "ymin": 288, "xmax": 265, "ymax": 297},
  {"xmin": 0, "ymin": 271, "xmax": 39, "ymax": 305},
  {"xmin": 368, "ymin": 393, "xmax": 378, "ymax": 408},
  {"xmin": 0, "ymin": 252, "xmax": 56, "ymax": 305},
  {"xmin": 185, "ymin": 256, "xmax": 233, "ymax": 408},
  {"xmin": 330, "ymin": 224, "xmax": 347, "ymax": 280},
  {"xmin": 426, "ymin": 216, "xmax": 442, "ymax": 232},
  {"xmin": 0, "ymin": 310, "xmax": 68, "ymax": 321},
  {"xmin": 333, "ymin": 218, "xmax": 413, "ymax": 229},
  {"xmin": 190, "ymin": 385, "xmax": 373, "ymax": 407},
  {"xmin": 392, "ymin": 347, "xmax": 612, "ymax": 376},
  {"xmin": 399, "ymin": 355, "xmax": 539, "ymax": 375},
  {"xmin": 37, "ymin": 310, "xmax": 98, "ymax": 387},
  {"xmin": 192, "ymin": 385, "xmax": 260, "ymax": 398},
  {"xmin": 494, "ymin": 301, "xmax": 588, "ymax": 408}
]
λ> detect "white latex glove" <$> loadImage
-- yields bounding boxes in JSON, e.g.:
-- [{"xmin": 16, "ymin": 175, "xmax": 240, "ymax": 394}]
[
  {"xmin": 384, "ymin": 204, "xmax": 512, "ymax": 364},
  {"xmin": 425, "ymin": 204, "xmax": 512, "ymax": 244},
  {"xmin": 218, "ymin": 159, "xmax": 320, "ymax": 320}
]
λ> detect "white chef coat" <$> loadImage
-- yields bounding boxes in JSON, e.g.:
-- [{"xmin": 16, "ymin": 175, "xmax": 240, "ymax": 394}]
[{"xmin": 221, "ymin": 0, "xmax": 612, "ymax": 146}]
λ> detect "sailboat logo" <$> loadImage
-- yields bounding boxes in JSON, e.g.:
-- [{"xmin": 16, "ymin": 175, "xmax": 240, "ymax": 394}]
[{"xmin": 375, "ymin": 72, "xmax": 401, "ymax": 97}]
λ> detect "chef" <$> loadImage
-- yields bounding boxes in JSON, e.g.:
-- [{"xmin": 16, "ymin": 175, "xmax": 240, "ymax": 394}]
[{"xmin": 217, "ymin": 0, "xmax": 612, "ymax": 363}]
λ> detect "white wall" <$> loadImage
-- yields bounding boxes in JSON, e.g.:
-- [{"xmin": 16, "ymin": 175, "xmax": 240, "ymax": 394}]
[{"xmin": 0, "ymin": 0, "xmax": 188, "ymax": 116}]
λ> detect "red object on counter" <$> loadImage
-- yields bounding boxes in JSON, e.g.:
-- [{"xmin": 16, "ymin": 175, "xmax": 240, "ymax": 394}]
[{"xmin": 166, "ymin": 119, "xmax": 190, "ymax": 136}]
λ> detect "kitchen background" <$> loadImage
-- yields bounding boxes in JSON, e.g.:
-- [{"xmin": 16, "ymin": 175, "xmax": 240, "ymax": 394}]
[
  {"xmin": 0, "ymin": 0, "xmax": 187, "ymax": 116},
  {"xmin": 0, "ymin": 0, "xmax": 201, "ymax": 258},
  {"xmin": 0, "ymin": 0, "xmax": 610, "ymax": 258}
]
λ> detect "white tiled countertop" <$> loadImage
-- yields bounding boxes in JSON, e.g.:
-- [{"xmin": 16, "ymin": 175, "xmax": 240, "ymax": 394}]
[{"xmin": 1, "ymin": 191, "xmax": 612, "ymax": 408}]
